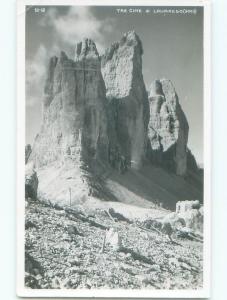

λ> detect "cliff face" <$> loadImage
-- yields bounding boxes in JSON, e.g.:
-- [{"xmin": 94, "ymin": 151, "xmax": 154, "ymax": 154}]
[
  {"xmin": 31, "ymin": 32, "xmax": 193, "ymax": 178},
  {"xmin": 101, "ymin": 31, "xmax": 149, "ymax": 170},
  {"xmin": 28, "ymin": 32, "xmax": 202, "ymax": 207},
  {"xmin": 147, "ymin": 79, "xmax": 189, "ymax": 176},
  {"xmin": 31, "ymin": 39, "xmax": 108, "ymax": 171}
]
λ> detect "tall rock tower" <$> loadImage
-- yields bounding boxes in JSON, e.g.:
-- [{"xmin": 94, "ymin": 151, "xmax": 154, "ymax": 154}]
[
  {"xmin": 147, "ymin": 79, "xmax": 189, "ymax": 176},
  {"xmin": 101, "ymin": 31, "xmax": 149, "ymax": 170},
  {"xmin": 31, "ymin": 39, "xmax": 108, "ymax": 172}
]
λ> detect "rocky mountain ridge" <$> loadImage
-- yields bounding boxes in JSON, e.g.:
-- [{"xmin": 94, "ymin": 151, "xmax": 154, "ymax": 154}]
[
  {"xmin": 101, "ymin": 31, "xmax": 149, "ymax": 170},
  {"xmin": 147, "ymin": 79, "xmax": 189, "ymax": 175},
  {"xmin": 27, "ymin": 31, "xmax": 202, "ymax": 209}
]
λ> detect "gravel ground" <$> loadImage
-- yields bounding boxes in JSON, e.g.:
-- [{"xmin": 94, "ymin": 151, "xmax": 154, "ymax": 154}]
[{"xmin": 25, "ymin": 200, "xmax": 203, "ymax": 290}]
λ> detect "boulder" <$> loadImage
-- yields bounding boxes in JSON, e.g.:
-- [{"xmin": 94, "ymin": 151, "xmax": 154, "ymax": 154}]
[
  {"xmin": 102, "ymin": 31, "xmax": 149, "ymax": 170},
  {"xmin": 161, "ymin": 200, "xmax": 203, "ymax": 233},
  {"xmin": 176, "ymin": 200, "xmax": 200, "ymax": 213},
  {"xmin": 25, "ymin": 163, "xmax": 38, "ymax": 200},
  {"xmin": 25, "ymin": 252, "xmax": 43, "ymax": 275},
  {"xmin": 105, "ymin": 228, "xmax": 122, "ymax": 251},
  {"xmin": 161, "ymin": 221, "xmax": 173, "ymax": 239},
  {"xmin": 25, "ymin": 144, "xmax": 32, "ymax": 164},
  {"xmin": 162, "ymin": 212, "xmax": 186, "ymax": 230},
  {"xmin": 25, "ymin": 273, "xmax": 41, "ymax": 289},
  {"xmin": 180, "ymin": 209, "xmax": 203, "ymax": 233},
  {"xmin": 147, "ymin": 79, "xmax": 189, "ymax": 175},
  {"xmin": 175, "ymin": 200, "xmax": 203, "ymax": 233}
]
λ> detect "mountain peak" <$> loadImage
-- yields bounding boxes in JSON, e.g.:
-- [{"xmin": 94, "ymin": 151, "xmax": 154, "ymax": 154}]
[
  {"xmin": 59, "ymin": 51, "xmax": 68, "ymax": 62},
  {"xmin": 75, "ymin": 38, "xmax": 99, "ymax": 61},
  {"xmin": 120, "ymin": 30, "xmax": 143, "ymax": 54}
]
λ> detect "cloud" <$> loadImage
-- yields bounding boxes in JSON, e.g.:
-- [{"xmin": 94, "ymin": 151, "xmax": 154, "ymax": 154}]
[
  {"xmin": 26, "ymin": 7, "xmax": 115, "ymax": 108},
  {"xmin": 26, "ymin": 45, "xmax": 47, "ymax": 107},
  {"xmin": 26, "ymin": 43, "xmax": 61, "ymax": 108},
  {"xmin": 39, "ymin": 6, "xmax": 114, "ymax": 54}
]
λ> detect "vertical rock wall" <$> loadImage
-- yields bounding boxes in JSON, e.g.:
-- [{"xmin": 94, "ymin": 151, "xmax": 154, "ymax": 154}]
[
  {"xmin": 148, "ymin": 79, "xmax": 189, "ymax": 175},
  {"xmin": 31, "ymin": 39, "xmax": 109, "ymax": 171},
  {"xmin": 101, "ymin": 31, "xmax": 149, "ymax": 170},
  {"xmin": 29, "ymin": 31, "xmax": 198, "ymax": 187}
]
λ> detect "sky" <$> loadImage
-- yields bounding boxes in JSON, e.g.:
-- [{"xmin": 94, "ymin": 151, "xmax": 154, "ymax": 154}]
[{"xmin": 26, "ymin": 5, "xmax": 204, "ymax": 163}]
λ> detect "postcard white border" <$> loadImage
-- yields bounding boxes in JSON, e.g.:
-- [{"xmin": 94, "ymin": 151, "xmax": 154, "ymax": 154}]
[{"xmin": 17, "ymin": 0, "xmax": 211, "ymax": 297}]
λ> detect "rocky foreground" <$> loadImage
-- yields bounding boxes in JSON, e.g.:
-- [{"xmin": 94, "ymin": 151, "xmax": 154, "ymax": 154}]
[{"xmin": 25, "ymin": 199, "xmax": 203, "ymax": 290}]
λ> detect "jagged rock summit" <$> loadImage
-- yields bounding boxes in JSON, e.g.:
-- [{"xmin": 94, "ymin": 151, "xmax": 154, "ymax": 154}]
[
  {"xmin": 102, "ymin": 31, "xmax": 149, "ymax": 170},
  {"xmin": 147, "ymin": 79, "xmax": 189, "ymax": 175},
  {"xmin": 75, "ymin": 38, "xmax": 99, "ymax": 61},
  {"xmin": 27, "ymin": 32, "xmax": 202, "ymax": 207},
  {"xmin": 29, "ymin": 38, "xmax": 110, "ymax": 202},
  {"xmin": 31, "ymin": 40, "xmax": 108, "ymax": 170}
]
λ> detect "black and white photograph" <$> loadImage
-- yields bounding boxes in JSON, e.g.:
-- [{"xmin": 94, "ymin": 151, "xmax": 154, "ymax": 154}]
[{"xmin": 17, "ymin": 0, "xmax": 211, "ymax": 297}]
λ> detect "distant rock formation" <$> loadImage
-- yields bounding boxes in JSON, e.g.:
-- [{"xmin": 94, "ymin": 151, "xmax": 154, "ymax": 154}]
[
  {"xmin": 31, "ymin": 39, "xmax": 108, "ymax": 172},
  {"xmin": 30, "ymin": 32, "xmax": 197, "ymax": 179},
  {"xmin": 25, "ymin": 144, "xmax": 32, "ymax": 164},
  {"xmin": 25, "ymin": 162, "xmax": 38, "ymax": 199},
  {"xmin": 147, "ymin": 79, "xmax": 189, "ymax": 175},
  {"xmin": 27, "ymin": 32, "xmax": 202, "ymax": 207},
  {"xmin": 101, "ymin": 31, "xmax": 149, "ymax": 170}
]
